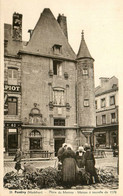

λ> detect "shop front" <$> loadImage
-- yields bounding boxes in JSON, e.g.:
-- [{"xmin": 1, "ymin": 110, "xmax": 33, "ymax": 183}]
[
  {"xmin": 4, "ymin": 122, "xmax": 22, "ymax": 156},
  {"xmin": 95, "ymin": 132, "xmax": 106, "ymax": 148},
  {"xmin": 93, "ymin": 125, "xmax": 118, "ymax": 149}
]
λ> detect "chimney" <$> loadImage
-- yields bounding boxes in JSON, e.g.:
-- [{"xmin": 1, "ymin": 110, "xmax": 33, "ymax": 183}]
[
  {"xmin": 28, "ymin": 29, "xmax": 33, "ymax": 39},
  {"xmin": 99, "ymin": 77, "xmax": 110, "ymax": 86},
  {"xmin": 12, "ymin": 12, "xmax": 22, "ymax": 41},
  {"xmin": 57, "ymin": 14, "xmax": 68, "ymax": 39}
]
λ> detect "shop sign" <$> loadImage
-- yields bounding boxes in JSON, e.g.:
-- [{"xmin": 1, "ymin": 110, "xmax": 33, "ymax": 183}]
[
  {"xmin": 4, "ymin": 84, "xmax": 21, "ymax": 92},
  {"xmin": 5, "ymin": 123, "xmax": 22, "ymax": 128},
  {"xmin": 8, "ymin": 129, "xmax": 17, "ymax": 133}
]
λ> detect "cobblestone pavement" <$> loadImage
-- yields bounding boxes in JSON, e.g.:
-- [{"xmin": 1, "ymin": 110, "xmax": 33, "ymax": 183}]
[
  {"xmin": 4, "ymin": 155, "xmax": 118, "ymax": 174},
  {"xmin": 4, "ymin": 155, "xmax": 119, "ymax": 190},
  {"xmin": 4, "ymin": 159, "xmax": 56, "ymax": 174}
]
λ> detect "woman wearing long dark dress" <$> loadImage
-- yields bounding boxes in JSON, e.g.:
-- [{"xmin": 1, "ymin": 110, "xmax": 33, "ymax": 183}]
[
  {"xmin": 61, "ymin": 145, "xmax": 77, "ymax": 188},
  {"xmin": 84, "ymin": 145, "xmax": 98, "ymax": 184}
]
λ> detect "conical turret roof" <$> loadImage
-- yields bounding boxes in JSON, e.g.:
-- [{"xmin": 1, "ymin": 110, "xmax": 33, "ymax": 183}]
[
  {"xmin": 77, "ymin": 31, "xmax": 93, "ymax": 59},
  {"xmin": 23, "ymin": 8, "xmax": 76, "ymax": 60}
]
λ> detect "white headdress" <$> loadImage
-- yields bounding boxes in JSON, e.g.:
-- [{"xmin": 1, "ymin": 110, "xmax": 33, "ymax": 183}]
[
  {"xmin": 78, "ymin": 146, "xmax": 84, "ymax": 151},
  {"xmin": 67, "ymin": 144, "xmax": 73, "ymax": 150},
  {"xmin": 62, "ymin": 143, "xmax": 67, "ymax": 148}
]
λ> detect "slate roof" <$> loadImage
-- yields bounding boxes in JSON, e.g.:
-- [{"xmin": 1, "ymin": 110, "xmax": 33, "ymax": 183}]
[
  {"xmin": 22, "ymin": 8, "xmax": 76, "ymax": 60},
  {"xmin": 77, "ymin": 31, "xmax": 93, "ymax": 59},
  {"xmin": 95, "ymin": 76, "xmax": 118, "ymax": 97}
]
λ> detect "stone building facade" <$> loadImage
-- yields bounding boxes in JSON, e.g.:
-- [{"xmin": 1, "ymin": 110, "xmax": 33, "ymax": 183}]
[
  {"xmin": 4, "ymin": 8, "xmax": 96, "ymax": 157},
  {"xmin": 4, "ymin": 17, "xmax": 23, "ymax": 155},
  {"xmin": 94, "ymin": 76, "xmax": 119, "ymax": 148}
]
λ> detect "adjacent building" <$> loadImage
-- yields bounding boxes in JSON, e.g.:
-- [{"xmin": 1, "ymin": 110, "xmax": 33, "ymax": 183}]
[
  {"xmin": 94, "ymin": 76, "xmax": 119, "ymax": 148},
  {"xmin": 4, "ymin": 8, "xmax": 96, "ymax": 157}
]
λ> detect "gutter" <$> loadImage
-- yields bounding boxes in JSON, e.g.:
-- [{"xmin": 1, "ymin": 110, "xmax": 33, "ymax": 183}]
[{"xmin": 18, "ymin": 50, "xmax": 77, "ymax": 62}]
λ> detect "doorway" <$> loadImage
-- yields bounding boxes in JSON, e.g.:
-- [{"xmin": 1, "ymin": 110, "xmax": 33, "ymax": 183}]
[
  {"xmin": 8, "ymin": 133, "xmax": 18, "ymax": 155},
  {"xmin": 54, "ymin": 138, "xmax": 65, "ymax": 156},
  {"xmin": 112, "ymin": 132, "xmax": 117, "ymax": 145}
]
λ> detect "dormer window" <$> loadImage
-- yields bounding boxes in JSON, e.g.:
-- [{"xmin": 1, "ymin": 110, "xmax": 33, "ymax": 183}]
[{"xmin": 53, "ymin": 44, "xmax": 62, "ymax": 55}]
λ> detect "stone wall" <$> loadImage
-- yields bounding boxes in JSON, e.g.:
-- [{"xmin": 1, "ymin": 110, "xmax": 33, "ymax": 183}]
[
  {"xmin": 96, "ymin": 108, "xmax": 118, "ymax": 125},
  {"xmin": 77, "ymin": 58, "xmax": 96, "ymax": 128},
  {"xmin": 21, "ymin": 55, "xmax": 76, "ymax": 127},
  {"xmin": 4, "ymin": 57, "xmax": 21, "ymax": 121}
]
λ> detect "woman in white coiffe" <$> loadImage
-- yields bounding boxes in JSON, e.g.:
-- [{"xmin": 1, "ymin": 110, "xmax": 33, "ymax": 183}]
[{"xmin": 76, "ymin": 146, "xmax": 85, "ymax": 168}]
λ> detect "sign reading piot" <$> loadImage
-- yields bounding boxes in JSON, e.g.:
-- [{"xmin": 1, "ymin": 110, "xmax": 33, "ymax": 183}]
[{"xmin": 4, "ymin": 84, "xmax": 21, "ymax": 92}]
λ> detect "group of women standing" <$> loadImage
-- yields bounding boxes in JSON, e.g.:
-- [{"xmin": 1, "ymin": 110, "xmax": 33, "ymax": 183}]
[{"xmin": 57, "ymin": 143, "xmax": 98, "ymax": 188}]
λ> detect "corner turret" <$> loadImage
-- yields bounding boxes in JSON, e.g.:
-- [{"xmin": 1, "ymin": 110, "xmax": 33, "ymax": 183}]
[
  {"xmin": 77, "ymin": 31, "xmax": 96, "ymax": 145},
  {"xmin": 77, "ymin": 30, "xmax": 93, "ymax": 60}
]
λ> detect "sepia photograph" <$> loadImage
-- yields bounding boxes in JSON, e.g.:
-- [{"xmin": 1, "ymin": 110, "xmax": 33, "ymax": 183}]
[{"xmin": 1, "ymin": 0, "xmax": 122, "ymax": 195}]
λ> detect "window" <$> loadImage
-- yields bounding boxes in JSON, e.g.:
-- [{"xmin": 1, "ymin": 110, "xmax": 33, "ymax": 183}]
[
  {"xmin": 8, "ymin": 68, "xmax": 18, "ymax": 79},
  {"xmin": 8, "ymin": 133, "xmax": 18, "ymax": 150},
  {"xmin": 53, "ymin": 60, "xmax": 62, "ymax": 76},
  {"xmin": 30, "ymin": 130, "xmax": 41, "ymax": 137},
  {"xmin": 8, "ymin": 68, "xmax": 18, "ymax": 85},
  {"xmin": 53, "ymin": 88, "xmax": 64, "ymax": 105},
  {"xmin": 54, "ymin": 119, "xmax": 65, "ymax": 126},
  {"xmin": 96, "ymin": 116, "xmax": 98, "ymax": 125},
  {"xmin": 8, "ymin": 97, "xmax": 18, "ymax": 115},
  {"xmin": 30, "ymin": 130, "xmax": 42, "ymax": 150},
  {"xmin": 53, "ymin": 44, "xmax": 62, "ymax": 55},
  {"xmin": 101, "ymin": 98, "xmax": 106, "ymax": 108},
  {"xmin": 102, "ymin": 115, "xmax": 106, "ymax": 124},
  {"xmin": 83, "ymin": 68, "xmax": 88, "ymax": 75},
  {"xmin": 96, "ymin": 133, "xmax": 106, "ymax": 146},
  {"xmin": 111, "ymin": 113, "xmax": 116, "ymax": 123},
  {"xmin": 84, "ymin": 99, "xmax": 89, "ymax": 107},
  {"xmin": 95, "ymin": 100, "xmax": 97, "ymax": 109},
  {"xmin": 30, "ymin": 138, "xmax": 41, "ymax": 150},
  {"xmin": 110, "ymin": 96, "xmax": 115, "ymax": 106}
]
